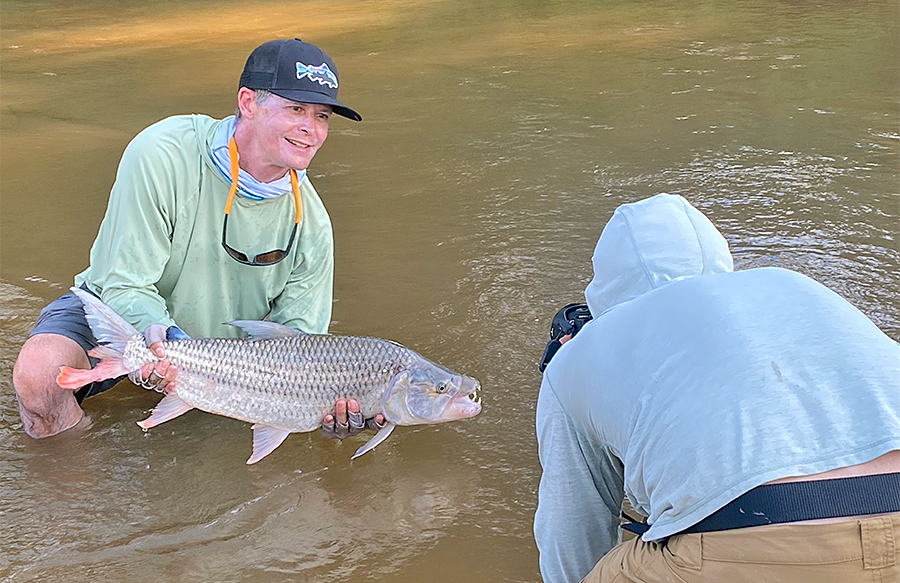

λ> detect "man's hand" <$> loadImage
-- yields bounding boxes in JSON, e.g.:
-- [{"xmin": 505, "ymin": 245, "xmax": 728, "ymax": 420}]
[
  {"xmin": 128, "ymin": 324, "xmax": 180, "ymax": 393},
  {"xmin": 321, "ymin": 398, "xmax": 387, "ymax": 439}
]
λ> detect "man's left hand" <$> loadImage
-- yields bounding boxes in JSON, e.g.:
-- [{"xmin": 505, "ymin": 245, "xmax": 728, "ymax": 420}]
[{"xmin": 321, "ymin": 398, "xmax": 387, "ymax": 439}]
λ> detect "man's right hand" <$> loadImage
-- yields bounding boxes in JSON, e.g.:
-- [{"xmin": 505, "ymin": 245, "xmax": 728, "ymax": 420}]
[{"xmin": 128, "ymin": 324, "xmax": 178, "ymax": 393}]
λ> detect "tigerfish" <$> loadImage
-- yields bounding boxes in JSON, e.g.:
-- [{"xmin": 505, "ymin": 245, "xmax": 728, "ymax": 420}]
[{"xmin": 57, "ymin": 288, "xmax": 482, "ymax": 464}]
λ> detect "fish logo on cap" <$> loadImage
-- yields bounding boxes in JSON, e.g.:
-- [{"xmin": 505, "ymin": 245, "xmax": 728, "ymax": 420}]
[{"xmin": 296, "ymin": 62, "xmax": 338, "ymax": 89}]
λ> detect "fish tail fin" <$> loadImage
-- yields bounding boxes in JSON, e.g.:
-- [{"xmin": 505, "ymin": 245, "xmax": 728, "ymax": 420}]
[
  {"xmin": 56, "ymin": 287, "xmax": 147, "ymax": 389},
  {"xmin": 70, "ymin": 287, "xmax": 141, "ymax": 354},
  {"xmin": 57, "ymin": 357, "xmax": 130, "ymax": 389},
  {"xmin": 88, "ymin": 345, "xmax": 121, "ymax": 359}
]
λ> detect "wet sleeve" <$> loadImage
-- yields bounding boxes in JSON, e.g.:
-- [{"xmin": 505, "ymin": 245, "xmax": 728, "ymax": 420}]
[
  {"xmin": 269, "ymin": 226, "xmax": 334, "ymax": 334},
  {"xmin": 85, "ymin": 125, "xmax": 181, "ymax": 331},
  {"xmin": 534, "ymin": 376, "xmax": 625, "ymax": 583}
]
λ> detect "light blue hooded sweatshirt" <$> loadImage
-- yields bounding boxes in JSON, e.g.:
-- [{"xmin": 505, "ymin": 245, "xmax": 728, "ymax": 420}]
[{"xmin": 534, "ymin": 194, "xmax": 900, "ymax": 583}]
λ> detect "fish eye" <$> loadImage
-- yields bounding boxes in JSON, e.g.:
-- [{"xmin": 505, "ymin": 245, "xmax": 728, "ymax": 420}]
[{"xmin": 436, "ymin": 383, "xmax": 447, "ymax": 393}]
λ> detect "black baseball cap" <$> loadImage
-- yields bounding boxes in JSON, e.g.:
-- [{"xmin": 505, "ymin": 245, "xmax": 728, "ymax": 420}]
[{"xmin": 239, "ymin": 38, "xmax": 362, "ymax": 122}]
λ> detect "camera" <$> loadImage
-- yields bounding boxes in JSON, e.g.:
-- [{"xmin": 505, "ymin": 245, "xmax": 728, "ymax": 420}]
[{"xmin": 538, "ymin": 303, "xmax": 593, "ymax": 372}]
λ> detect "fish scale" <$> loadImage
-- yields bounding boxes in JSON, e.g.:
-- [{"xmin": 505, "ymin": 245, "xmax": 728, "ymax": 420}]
[{"xmin": 152, "ymin": 335, "xmax": 418, "ymax": 431}]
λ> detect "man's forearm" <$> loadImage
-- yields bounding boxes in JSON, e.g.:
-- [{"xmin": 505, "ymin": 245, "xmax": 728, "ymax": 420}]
[{"xmin": 535, "ymin": 380, "xmax": 624, "ymax": 582}]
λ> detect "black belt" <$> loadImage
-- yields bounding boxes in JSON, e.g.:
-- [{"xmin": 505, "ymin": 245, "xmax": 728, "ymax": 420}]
[{"xmin": 623, "ymin": 472, "xmax": 900, "ymax": 536}]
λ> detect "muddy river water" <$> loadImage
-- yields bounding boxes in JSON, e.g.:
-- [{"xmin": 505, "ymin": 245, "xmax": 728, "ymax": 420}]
[{"xmin": 1, "ymin": 1, "xmax": 897, "ymax": 581}]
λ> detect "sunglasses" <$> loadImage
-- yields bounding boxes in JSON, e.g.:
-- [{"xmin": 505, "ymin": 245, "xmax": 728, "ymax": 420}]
[{"xmin": 221, "ymin": 137, "xmax": 302, "ymax": 266}]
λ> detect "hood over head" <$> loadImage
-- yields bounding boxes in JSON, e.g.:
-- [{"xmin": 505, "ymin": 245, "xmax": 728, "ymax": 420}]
[{"xmin": 585, "ymin": 194, "xmax": 733, "ymax": 316}]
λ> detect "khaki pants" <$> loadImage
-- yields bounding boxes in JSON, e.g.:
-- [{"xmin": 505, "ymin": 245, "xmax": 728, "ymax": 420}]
[{"xmin": 583, "ymin": 513, "xmax": 899, "ymax": 583}]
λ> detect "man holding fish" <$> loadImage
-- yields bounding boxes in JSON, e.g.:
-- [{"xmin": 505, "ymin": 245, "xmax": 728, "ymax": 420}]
[{"xmin": 13, "ymin": 39, "xmax": 385, "ymax": 441}]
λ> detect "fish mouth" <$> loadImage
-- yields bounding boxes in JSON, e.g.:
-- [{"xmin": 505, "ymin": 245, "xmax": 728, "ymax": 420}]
[
  {"xmin": 447, "ymin": 382, "xmax": 482, "ymax": 419},
  {"xmin": 469, "ymin": 383, "xmax": 481, "ymax": 406}
]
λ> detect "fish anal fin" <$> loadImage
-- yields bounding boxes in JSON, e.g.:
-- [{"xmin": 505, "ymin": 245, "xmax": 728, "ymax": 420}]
[
  {"xmin": 247, "ymin": 424, "xmax": 291, "ymax": 464},
  {"xmin": 227, "ymin": 321, "xmax": 303, "ymax": 341},
  {"xmin": 137, "ymin": 392, "xmax": 194, "ymax": 429},
  {"xmin": 351, "ymin": 423, "xmax": 396, "ymax": 460}
]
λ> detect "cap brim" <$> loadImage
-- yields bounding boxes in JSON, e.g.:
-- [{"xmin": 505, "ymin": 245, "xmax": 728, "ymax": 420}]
[{"xmin": 269, "ymin": 89, "xmax": 362, "ymax": 121}]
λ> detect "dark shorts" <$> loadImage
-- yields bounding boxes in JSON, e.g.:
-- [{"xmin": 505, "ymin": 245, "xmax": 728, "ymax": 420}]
[{"xmin": 31, "ymin": 286, "xmax": 127, "ymax": 402}]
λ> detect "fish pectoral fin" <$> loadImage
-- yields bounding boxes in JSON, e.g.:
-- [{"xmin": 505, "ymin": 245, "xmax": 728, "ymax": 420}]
[
  {"xmin": 247, "ymin": 424, "xmax": 292, "ymax": 465},
  {"xmin": 137, "ymin": 393, "xmax": 194, "ymax": 429},
  {"xmin": 226, "ymin": 320, "xmax": 304, "ymax": 341},
  {"xmin": 351, "ymin": 423, "xmax": 396, "ymax": 460}
]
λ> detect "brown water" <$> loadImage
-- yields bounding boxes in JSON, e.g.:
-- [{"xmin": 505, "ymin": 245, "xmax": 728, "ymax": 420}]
[{"xmin": 1, "ymin": 1, "xmax": 898, "ymax": 581}]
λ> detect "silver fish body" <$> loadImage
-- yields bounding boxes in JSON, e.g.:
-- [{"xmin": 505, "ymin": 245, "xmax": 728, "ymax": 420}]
[
  {"xmin": 58, "ymin": 288, "xmax": 482, "ymax": 464},
  {"xmin": 152, "ymin": 334, "xmax": 419, "ymax": 432}
]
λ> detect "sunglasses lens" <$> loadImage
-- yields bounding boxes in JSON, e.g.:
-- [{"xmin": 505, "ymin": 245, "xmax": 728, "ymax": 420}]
[
  {"xmin": 253, "ymin": 250, "xmax": 287, "ymax": 265},
  {"xmin": 223, "ymin": 241, "xmax": 287, "ymax": 266},
  {"xmin": 222, "ymin": 211, "xmax": 296, "ymax": 266},
  {"xmin": 224, "ymin": 245, "xmax": 250, "ymax": 263}
]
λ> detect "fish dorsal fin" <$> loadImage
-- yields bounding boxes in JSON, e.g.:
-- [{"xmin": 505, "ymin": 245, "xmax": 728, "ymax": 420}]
[
  {"xmin": 227, "ymin": 320, "xmax": 303, "ymax": 341},
  {"xmin": 351, "ymin": 423, "xmax": 396, "ymax": 460},
  {"xmin": 247, "ymin": 424, "xmax": 292, "ymax": 465}
]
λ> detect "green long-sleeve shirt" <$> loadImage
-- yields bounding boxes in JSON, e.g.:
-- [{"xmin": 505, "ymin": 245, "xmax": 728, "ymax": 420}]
[{"xmin": 76, "ymin": 114, "xmax": 334, "ymax": 337}]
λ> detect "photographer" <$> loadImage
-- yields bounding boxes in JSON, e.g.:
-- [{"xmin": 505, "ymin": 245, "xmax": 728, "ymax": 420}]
[{"xmin": 534, "ymin": 194, "xmax": 900, "ymax": 583}]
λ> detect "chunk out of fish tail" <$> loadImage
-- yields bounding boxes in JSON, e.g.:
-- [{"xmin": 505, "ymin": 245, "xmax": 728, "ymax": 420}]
[
  {"xmin": 56, "ymin": 287, "xmax": 152, "ymax": 390},
  {"xmin": 69, "ymin": 287, "xmax": 144, "ymax": 355}
]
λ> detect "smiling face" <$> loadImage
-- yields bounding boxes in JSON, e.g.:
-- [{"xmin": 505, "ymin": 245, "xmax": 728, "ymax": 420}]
[{"xmin": 233, "ymin": 88, "xmax": 332, "ymax": 183}]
